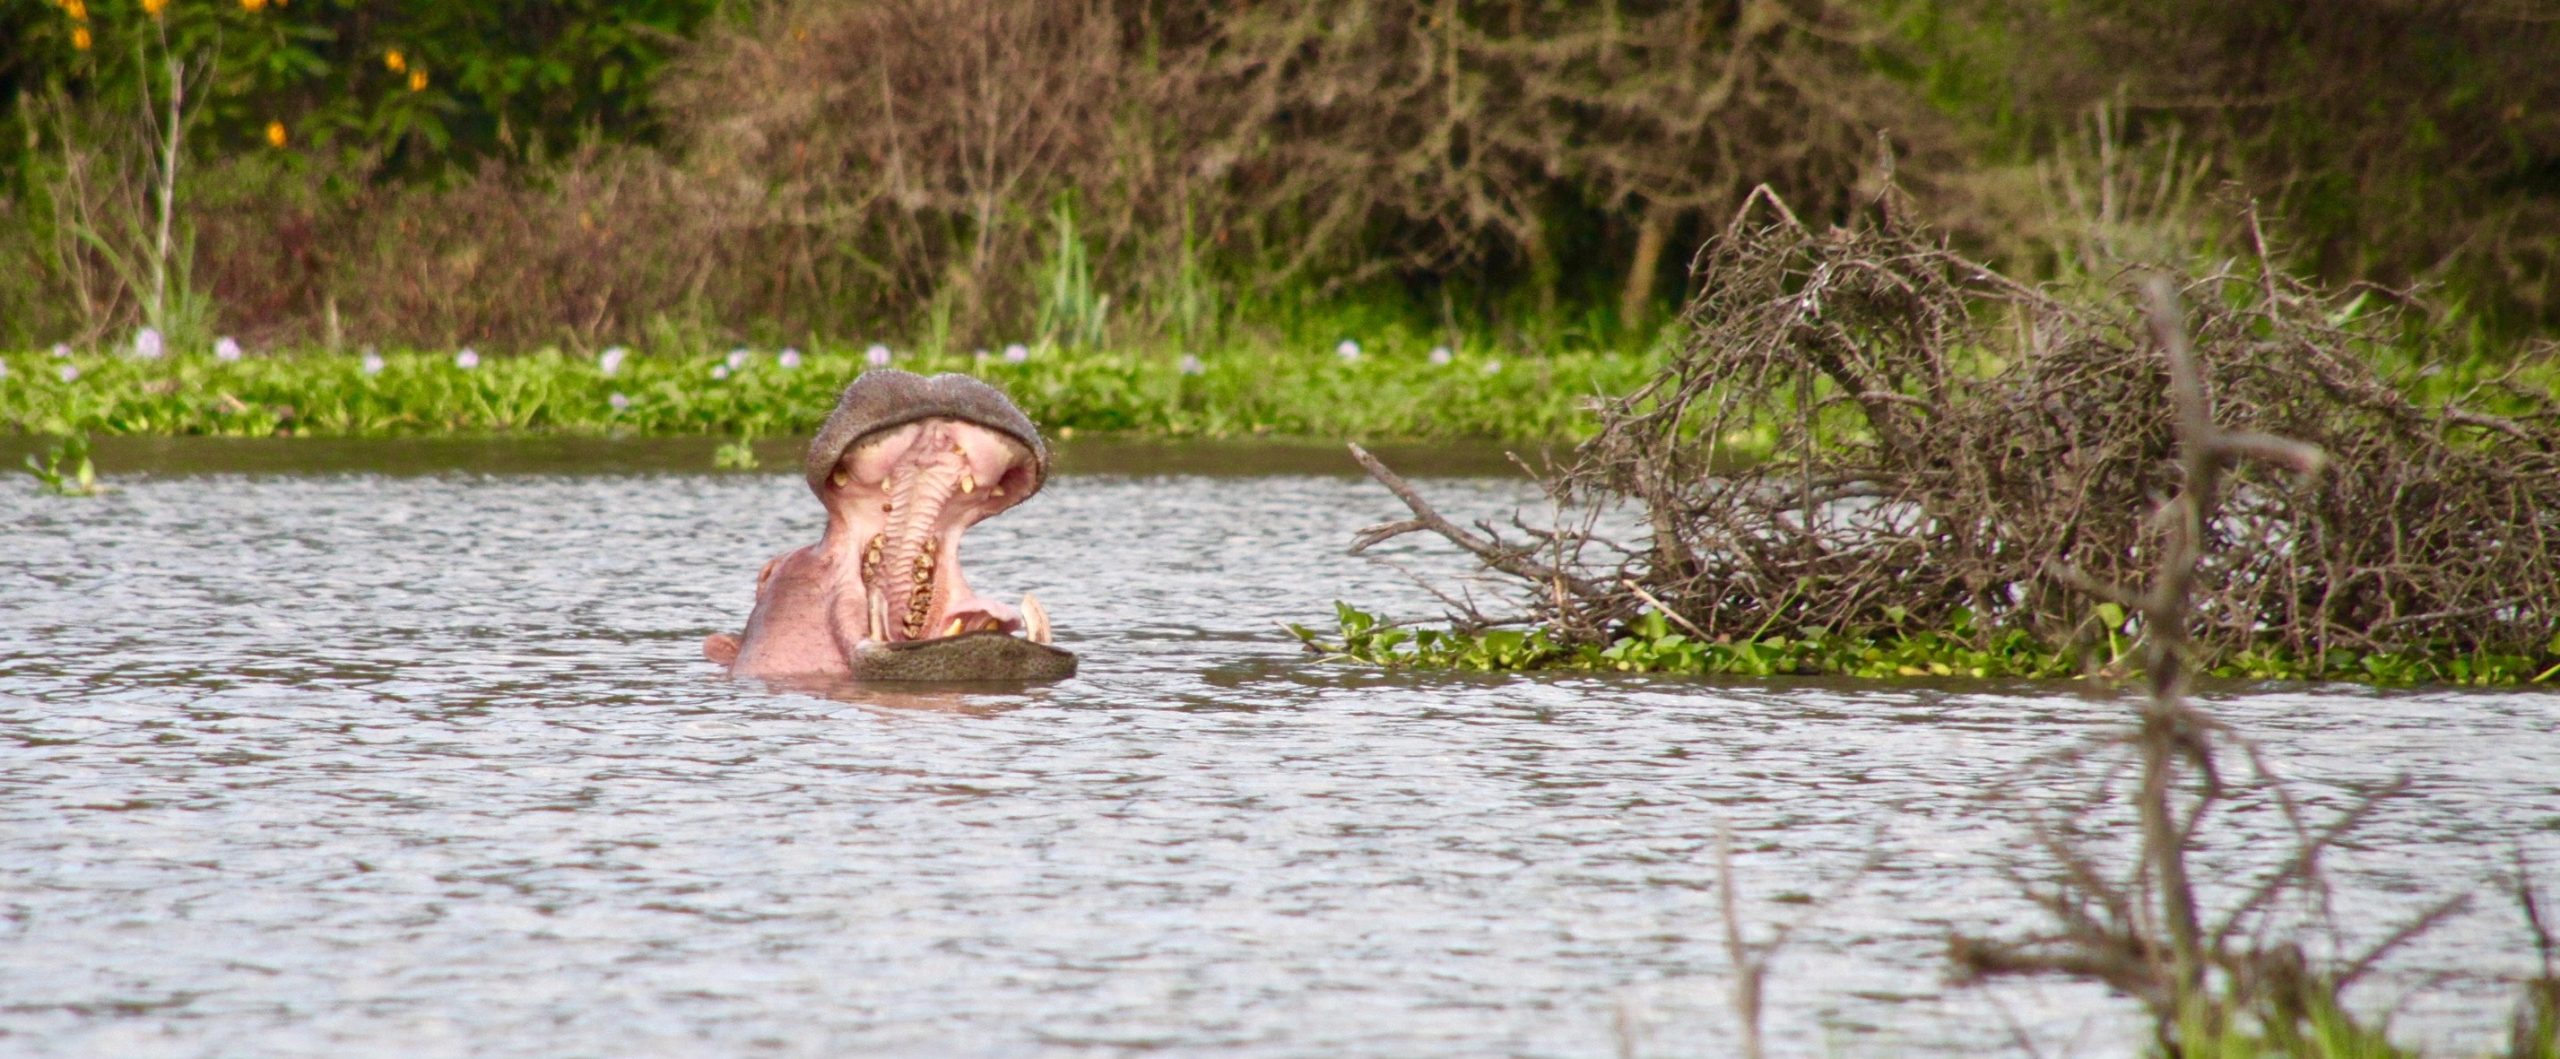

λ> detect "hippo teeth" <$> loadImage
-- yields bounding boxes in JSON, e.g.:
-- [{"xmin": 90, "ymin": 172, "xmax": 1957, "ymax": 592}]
[{"xmin": 1022, "ymin": 593, "xmax": 1051, "ymax": 644}]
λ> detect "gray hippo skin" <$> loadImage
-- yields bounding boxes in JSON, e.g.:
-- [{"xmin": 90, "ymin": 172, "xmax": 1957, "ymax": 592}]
[{"xmin": 704, "ymin": 370, "xmax": 1077, "ymax": 683}]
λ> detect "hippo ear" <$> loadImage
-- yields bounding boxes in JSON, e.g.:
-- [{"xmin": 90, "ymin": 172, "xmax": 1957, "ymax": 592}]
[{"xmin": 704, "ymin": 633, "xmax": 742, "ymax": 666}]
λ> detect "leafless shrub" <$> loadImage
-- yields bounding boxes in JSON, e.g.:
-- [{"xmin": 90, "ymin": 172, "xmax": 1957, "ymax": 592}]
[
  {"xmin": 1941, "ymin": 0, "xmax": 2560, "ymax": 332},
  {"xmin": 1942, "ymin": 281, "xmax": 2417, "ymax": 1044},
  {"xmin": 663, "ymin": 0, "xmax": 1173, "ymax": 342},
  {"xmin": 656, "ymin": 0, "xmax": 1947, "ymax": 344},
  {"xmin": 1363, "ymin": 188, "xmax": 2560, "ymax": 668},
  {"xmin": 1198, "ymin": 0, "xmax": 1941, "ymax": 317},
  {"xmin": 2512, "ymin": 850, "xmax": 2560, "ymax": 1057},
  {"xmin": 180, "ymin": 147, "xmax": 756, "ymax": 349}
]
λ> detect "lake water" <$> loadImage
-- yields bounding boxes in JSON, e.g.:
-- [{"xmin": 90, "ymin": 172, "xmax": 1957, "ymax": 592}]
[{"xmin": 3, "ymin": 440, "xmax": 2554, "ymax": 1057}]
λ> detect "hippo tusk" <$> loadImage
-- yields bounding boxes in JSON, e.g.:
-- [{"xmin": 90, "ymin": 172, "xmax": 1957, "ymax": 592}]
[{"xmin": 1022, "ymin": 593, "xmax": 1051, "ymax": 645}]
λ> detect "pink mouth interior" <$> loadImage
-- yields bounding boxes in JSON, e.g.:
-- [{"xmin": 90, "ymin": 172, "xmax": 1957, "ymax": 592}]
[{"xmin": 828, "ymin": 417, "xmax": 1041, "ymax": 644}]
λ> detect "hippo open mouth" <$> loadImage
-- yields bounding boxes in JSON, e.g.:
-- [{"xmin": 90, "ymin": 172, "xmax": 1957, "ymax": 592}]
[
  {"xmin": 706, "ymin": 371, "xmax": 1076, "ymax": 683},
  {"xmin": 830, "ymin": 410, "xmax": 1047, "ymax": 645}
]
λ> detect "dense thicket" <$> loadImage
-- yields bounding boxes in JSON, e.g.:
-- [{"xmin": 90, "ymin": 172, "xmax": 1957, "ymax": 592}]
[
  {"xmin": 1366, "ymin": 192, "xmax": 2560, "ymax": 668},
  {"xmin": 2, "ymin": 0, "xmax": 2554, "ymax": 349},
  {"xmin": 1923, "ymin": 0, "xmax": 2560, "ymax": 335}
]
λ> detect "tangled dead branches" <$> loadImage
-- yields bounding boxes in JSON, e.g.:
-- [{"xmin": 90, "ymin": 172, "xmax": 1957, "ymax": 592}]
[
  {"xmin": 1363, "ymin": 189, "xmax": 2560, "ymax": 667},
  {"xmin": 1943, "ymin": 281, "xmax": 2468, "ymax": 1047}
]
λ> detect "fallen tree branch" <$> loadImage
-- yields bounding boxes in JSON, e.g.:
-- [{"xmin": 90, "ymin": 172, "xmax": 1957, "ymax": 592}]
[{"xmin": 1346, "ymin": 442, "xmax": 1608, "ymax": 602}]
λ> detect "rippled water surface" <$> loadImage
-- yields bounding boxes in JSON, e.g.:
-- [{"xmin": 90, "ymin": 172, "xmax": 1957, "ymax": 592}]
[{"xmin": 3, "ymin": 444, "xmax": 2555, "ymax": 1058}]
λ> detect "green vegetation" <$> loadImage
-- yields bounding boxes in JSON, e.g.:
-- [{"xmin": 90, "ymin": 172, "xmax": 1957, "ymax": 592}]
[
  {"xmin": 0, "ymin": 341, "xmax": 1653, "ymax": 443},
  {"xmin": 6, "ymin": 0, "xmax": 2554, "ymax": 354},
  {"xmin": 19, "ymin": 431, "xmax": 104, "ymax": 496},
  {"xmin": 1299, "ymin": 605, "xmax": 2560, "ymax": 688},
  {"xmin": 4, "ymin": 0, "xmax": 718, "ymax": 176}
]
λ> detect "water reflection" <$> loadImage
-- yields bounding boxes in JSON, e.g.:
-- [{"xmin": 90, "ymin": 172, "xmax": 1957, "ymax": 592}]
[
  {"xmin": 742, "ymin": 672, "xmax": 1049, "ymax": 715},
  {"xmin": 0, "ymin": 457, "xmax": 2552, "ymax": 1058}
]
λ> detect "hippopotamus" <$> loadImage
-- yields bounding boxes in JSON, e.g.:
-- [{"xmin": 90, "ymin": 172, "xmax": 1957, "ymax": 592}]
[{"xmin": 703, "ymin": 370, "xmax": 1077, "ymax": 683}]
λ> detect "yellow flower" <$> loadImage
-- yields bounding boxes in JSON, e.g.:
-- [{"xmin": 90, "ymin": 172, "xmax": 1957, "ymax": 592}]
[
  {"xmin": 408, "ymin": 69, "xmax": 427, "ymax": 92},
  {"xmin": 384, "ymin": 49, "xmax": 405, "ymax": 73},
  {"xmin": 141, "ymin": 0, "xmax": 165, "ymax": 17},
  {"xmin": 66, "ymin": 0, "xmax": 87, "ymax": 21},
  {"xmin": 72, "ymin": 25, "xmax": 92, "ymax": 49},
  {"xmin": 242, "ymin": 0, "xmax": 266, "ymax": 10},
  {"xmin": 265, "ymin": 121, "xmax": 286, "ymax": 148}
]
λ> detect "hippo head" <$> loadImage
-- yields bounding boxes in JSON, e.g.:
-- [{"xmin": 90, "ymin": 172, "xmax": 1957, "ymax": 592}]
[{"xmin": 708, "ymin": 370, "xmax": 1076, "ymax": 684}]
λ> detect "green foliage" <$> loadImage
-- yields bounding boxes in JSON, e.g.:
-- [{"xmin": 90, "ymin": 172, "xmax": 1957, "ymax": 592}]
[
  {"xmin": 1034, "ymin": 201, "xmax": 1112, "ymax": 352},
  {"xmin": 20, "ymin": 432, "xmax": 104, "ymax": 496},
  {"xmin": 2166, "ymin": 989, "xmax": 2418, "ymax": 1059},
  {"xmin": 0, "ymin": 342, "xmax": 1652, "ymax": 443},
  {"xmin": 1301, "ymin": 605, "xmax": 2560, "ymax": 688},
  {"xmin": 711, "ymin": 433, "xmax": 756, "ymax": 470},
  {"xmin": 1887, "ymin": 0, "xmax": 2560, "ymax": 336},
  {"xmin": 7, "ymin": 0, "xmax": 722, "ymax": 179}
]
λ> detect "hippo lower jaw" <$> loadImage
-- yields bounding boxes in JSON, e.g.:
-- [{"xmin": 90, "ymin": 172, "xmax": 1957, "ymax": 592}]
[{"xmin": 852, "ymin": 631, "xmax": 1078, "ymax": 683}]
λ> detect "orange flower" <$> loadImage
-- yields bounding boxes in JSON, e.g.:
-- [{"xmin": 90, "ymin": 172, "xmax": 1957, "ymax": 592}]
[
  {"xmin": 141, "ymin": 0, "xmax": 165, "ymax": 17},
  {"xmin": 65, "ymin": 0, "xmax": 88, "ymax": 21},
  {"xmin": 384, "ymin": 49, "xmax": 405, "ymax": 73},
  {"xmin": 72, "ymin": 26, "xmax": 92, "ymax": 50},
  {"xmin": 265, "ymin": 121, "xmax": 286, "ymax": 148},
  {"xmin": 242, "ymin": 0, "xmax": 267, "ymax": 10},
  {"xmin": 408, "ymin": 69, "xmax": 427, "ymax": 92}
]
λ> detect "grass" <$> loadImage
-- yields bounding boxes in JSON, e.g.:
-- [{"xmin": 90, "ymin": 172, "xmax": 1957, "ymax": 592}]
[
  {"xmin": 0, "ymin": 340, "xmax": 1658, "ymax": 443},
  {"xmin": 1296, "ymin": 605, "xmax": 2560, "ymax": 687}
]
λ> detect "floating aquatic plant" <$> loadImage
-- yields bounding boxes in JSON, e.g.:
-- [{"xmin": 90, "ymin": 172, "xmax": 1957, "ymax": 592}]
[{"xmin": 22, "ymin": 434, "xmax": 105, "ymax": 497}]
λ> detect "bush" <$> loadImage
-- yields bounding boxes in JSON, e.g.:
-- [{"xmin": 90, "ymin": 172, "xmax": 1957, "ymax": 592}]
[{"xmin": 1355, "ymin": 189, "xmax": 2560, "ymax": 672}]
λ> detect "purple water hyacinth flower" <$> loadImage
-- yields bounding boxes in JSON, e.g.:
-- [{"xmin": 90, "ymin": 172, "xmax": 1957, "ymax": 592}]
[
  {"xmin": 362, "ymin": 352, "xmax": 386, "ymax": 376},
  {"xmin": 599, "ymin": 346, "xmax": 628, "ymax": 376},
  {"xmin": 214, "ymin": 336, "xmax": 244, "ymax": 362},
  {"xmin": 455, "ymin": 347, "xmax": 480, "ymax": 369},
  {"xmin": 777, "ymin": 347, "xmax": 801, "ymax": 369},
  {"xmin": 1178, "ymin": 353, "xmax": 1204, "ymax": 376},
  {"xmin": 1428, "ymin": 345, "xmax": 1454, "ymax": 366},
  {"xmin": 0, "ymin": 360, "xmax": 9, "ymax": 380},
  {"xmin": 609, "ymin": 392, "xmax": 631, "ymax": 412},
  {"xmin": 51, "ymin": 343, "xmax": 71, "ymax": 358},
  {"xmin": 58, "ymin": 364, "xmax": 80, "ymax": 383},
  {"xmin": 1001, "ymin": 343, "xmax": 1029, "ymax": 363},
  {"xmin": 134, "ymin": 328, "xmax": 164, "ymax": 360},
  {"xmin": 1482, "ymin": 357, "xmax": 1502, "ymax": 374},
  {"xmin": 712, "ymin": 365, "xmax": 731, "ymax": 380},
  {"xmin": 726, "ymin": 347, "xmax": 751, "ymax": 371},
  {"xmin": 1335, "ymin": 339, "xmax": 1361, "ymax": 362},
  {"xmin": 865, "ymin": 343, "xmax": 893, "ymax": 368}
]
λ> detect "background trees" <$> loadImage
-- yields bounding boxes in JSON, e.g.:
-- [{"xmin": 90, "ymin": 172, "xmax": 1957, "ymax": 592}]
[{"xmin": 3, "ymin": 0, "xmax": 2553, "ymax": 351}]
